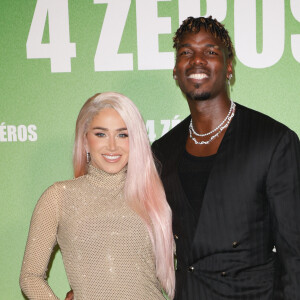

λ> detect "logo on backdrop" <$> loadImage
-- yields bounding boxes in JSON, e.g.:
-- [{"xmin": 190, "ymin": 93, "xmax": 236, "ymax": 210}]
[
  {"xmin": 146, "ymin": 115, "xmax": 181, "ymax": 143},
  {"xmin": 26, "ymin": 0, "xmax": 300, "ymax": 73},
  {"xmin": 0, "ymin": 123, "xmax": 37, "ymax": 142}
]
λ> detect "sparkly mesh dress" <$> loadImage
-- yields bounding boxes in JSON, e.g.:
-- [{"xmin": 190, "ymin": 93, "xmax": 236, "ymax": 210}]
[{"xmin": 20, "ymin": 165, "xmax": 165, "ymax": 300}]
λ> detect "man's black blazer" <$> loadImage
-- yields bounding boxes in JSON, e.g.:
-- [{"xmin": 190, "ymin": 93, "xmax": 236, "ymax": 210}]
[{"xmin": 152, "ymin": 103, "xmax": 300, "ymax": 300}]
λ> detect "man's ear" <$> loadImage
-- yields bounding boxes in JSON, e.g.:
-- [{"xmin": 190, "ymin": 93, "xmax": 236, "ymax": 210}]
[
  {"xmin": 226, "ymin": 59, "xmax": 233, "ymax": 77},
  {"xmin": 173, "ymin": 68, "xmax": 177, "ymax": 80}
]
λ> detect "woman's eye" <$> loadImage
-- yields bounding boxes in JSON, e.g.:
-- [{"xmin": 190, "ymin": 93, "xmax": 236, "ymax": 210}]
[
  {"xmin": 95, "ymin": 132, "xmax": 105, "ymax": 137},
  {"xmin": 118, "ymin": 133, "xmax": 128, "ymax": 138}
]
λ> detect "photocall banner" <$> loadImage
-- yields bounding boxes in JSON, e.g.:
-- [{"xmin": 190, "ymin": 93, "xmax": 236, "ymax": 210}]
[{"xmin": 0, "ymin": 0, "xmax": 299, "ymax": 298}]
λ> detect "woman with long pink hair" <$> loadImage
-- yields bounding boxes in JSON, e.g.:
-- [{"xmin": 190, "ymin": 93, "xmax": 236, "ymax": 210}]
[{"xmin": 20, "ymin": 92, "xmax": 175, "ymax": 300}]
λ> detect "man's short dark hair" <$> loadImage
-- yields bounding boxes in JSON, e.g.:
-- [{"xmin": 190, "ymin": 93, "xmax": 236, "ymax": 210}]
[{"xmin": 173, "ymin": 16, "xmax": 234, "ymax": 59}]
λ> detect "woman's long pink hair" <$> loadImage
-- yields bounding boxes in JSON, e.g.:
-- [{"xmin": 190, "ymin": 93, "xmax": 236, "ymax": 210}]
[{"xmin": 73, "ymin": 92, "xmax": 175, "ymax": 299}]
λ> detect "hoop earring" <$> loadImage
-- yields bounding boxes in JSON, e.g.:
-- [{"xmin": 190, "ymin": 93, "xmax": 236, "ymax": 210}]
[{"xmin": 86, "ymin": 152, "xmax": 91, "ymax": 163}]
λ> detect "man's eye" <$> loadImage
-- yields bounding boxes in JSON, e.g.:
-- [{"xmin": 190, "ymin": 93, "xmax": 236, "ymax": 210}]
[
  {"xmin": 179, "ymin": 50, "xmax": 190, "ymax": 56},
  {"xmin": 208, "ymin": 50, "xmax": 217, "ymax": 55}
]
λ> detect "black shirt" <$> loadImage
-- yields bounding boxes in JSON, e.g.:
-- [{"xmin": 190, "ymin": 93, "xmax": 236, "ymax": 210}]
[{"xmin": 178, "ymin": 150, "xmax": 216, "ymax": 220}]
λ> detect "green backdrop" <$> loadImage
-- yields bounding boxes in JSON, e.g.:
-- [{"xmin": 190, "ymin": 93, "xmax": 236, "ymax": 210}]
[{"xmin": 1, "ymin": 0, "xmax": 299, "ymax": 298}]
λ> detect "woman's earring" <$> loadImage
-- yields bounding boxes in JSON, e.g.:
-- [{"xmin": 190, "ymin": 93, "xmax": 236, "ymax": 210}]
[
  {"xmin": 173, "ymin": 75, "xmax": 177, "ymax": 80},
  {"xmin": 86, "ymin": 152, "xmax": 91, "ymax": 163}
]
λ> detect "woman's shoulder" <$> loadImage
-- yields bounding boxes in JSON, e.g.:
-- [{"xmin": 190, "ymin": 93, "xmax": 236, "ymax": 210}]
[
  {"xmin": 36, "ymin": 175, "xmax": 88, "ymax": 211},
  {"xmin": 50, "ymin": 175, "xmax": 88, "ymax": 193}
]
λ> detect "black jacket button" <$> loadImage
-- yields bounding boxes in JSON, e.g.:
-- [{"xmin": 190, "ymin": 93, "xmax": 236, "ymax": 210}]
[
  {"xmin": 188, "ymin": 266, "xmax": 194, "ymax": 272},
  {"xmin": 232, "ymin": 241, "xmax": 238, "ymax": 248}
]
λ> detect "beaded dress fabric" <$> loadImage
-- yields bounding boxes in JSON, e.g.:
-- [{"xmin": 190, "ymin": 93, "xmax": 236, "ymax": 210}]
[{"xmin": 20, "ymin": 165, "xmax": 164, "ymax": 300}]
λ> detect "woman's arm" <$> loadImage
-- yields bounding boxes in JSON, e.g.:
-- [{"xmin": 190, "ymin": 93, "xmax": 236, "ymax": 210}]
[
  {"xmin": 65, "ymin": 290, "xmax": 74, "ymax": 300},
  {"xmin": 20, "ymin": 184, "xmax": 60, "ymax": 300}
]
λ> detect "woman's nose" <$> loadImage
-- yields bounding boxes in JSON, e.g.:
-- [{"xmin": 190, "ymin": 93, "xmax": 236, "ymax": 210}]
[{"xmin": 108, "ymin": 136, "xmax": 117, "ymax": 151}]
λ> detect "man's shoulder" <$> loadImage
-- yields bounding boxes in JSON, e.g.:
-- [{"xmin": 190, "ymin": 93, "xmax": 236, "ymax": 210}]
[
  {"xmin": 236, "ymin": 103, "xmax": 290, "ymax": 133},
  {"xmin": 235, "ymin": 103, "xmax": 300, "ymax": 153}
]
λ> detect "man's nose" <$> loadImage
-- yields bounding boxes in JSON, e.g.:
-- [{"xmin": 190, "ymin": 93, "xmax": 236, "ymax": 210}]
[{"xmin": 191, "ymin": 52, "xmax": 207, "ymax": 66}]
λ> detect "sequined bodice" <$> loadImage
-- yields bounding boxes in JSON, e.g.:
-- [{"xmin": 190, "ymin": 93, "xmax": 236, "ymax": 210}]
[{"xmin": 20, "ymin": 166, "xmax": 164, "ymax": 299}]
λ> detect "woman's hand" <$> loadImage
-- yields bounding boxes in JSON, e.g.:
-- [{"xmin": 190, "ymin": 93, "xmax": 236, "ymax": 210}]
[{"xmin": 65, "ymin": 290, "xmax": 74, "ymax": 300}]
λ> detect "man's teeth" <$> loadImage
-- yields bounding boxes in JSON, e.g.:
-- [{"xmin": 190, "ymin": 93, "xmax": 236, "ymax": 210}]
[
  {"xmin": 103, "ymin": 155, "xmax": 120, "ymax": 159},
  {"xmin": 188, "ymin": 73, "xmax": 208, "ymax": 79}
]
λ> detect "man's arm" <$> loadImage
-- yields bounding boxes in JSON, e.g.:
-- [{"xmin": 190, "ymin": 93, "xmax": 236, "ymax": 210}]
[{"xmin": 266, "ymin": 129, "xmax": 300, "ymax": 298}]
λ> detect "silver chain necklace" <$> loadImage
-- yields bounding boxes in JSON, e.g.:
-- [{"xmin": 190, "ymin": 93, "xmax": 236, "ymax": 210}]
[
  {"xmin": 189, "ymin": 102, "xmax": 236, "ymax": 145},
  {"xmin": 189, "ymin": 100, "xmax": 235, "ymax": 137}
]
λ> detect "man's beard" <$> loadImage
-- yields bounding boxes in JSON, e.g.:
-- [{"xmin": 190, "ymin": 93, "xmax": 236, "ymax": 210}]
[
  {"xmin": 186, "ymin": 89, "xmax": 211, "ymax": 101},
  {"xmin": 185, "ymin": 83, "xmax": 211, "ymax": 101}
]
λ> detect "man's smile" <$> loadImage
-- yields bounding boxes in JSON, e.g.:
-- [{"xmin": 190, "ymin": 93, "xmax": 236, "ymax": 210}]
[{"xmin": 187, "ymin": 73, "xmax": 209, "ymax": 80}]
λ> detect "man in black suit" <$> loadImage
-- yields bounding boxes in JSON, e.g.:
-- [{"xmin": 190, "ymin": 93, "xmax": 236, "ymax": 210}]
[
  {"xmin": 66, "ymin": 16, "xmax": 300, "ymax": 300},
  {"xmin": 152, "ymin": 16, "xmax": 300, "ymax": 299}
]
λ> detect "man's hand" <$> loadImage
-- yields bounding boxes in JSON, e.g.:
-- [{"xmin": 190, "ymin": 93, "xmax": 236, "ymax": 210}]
[{"xmin": 65, "ymin": 290, "xmax": 74, "ymax": 300}]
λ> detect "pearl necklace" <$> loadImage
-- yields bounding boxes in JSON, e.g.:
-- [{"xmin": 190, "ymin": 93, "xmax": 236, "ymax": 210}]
[{"xmin": 189, "ymin": 101, "xmax": 236, "ymax": 145}]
